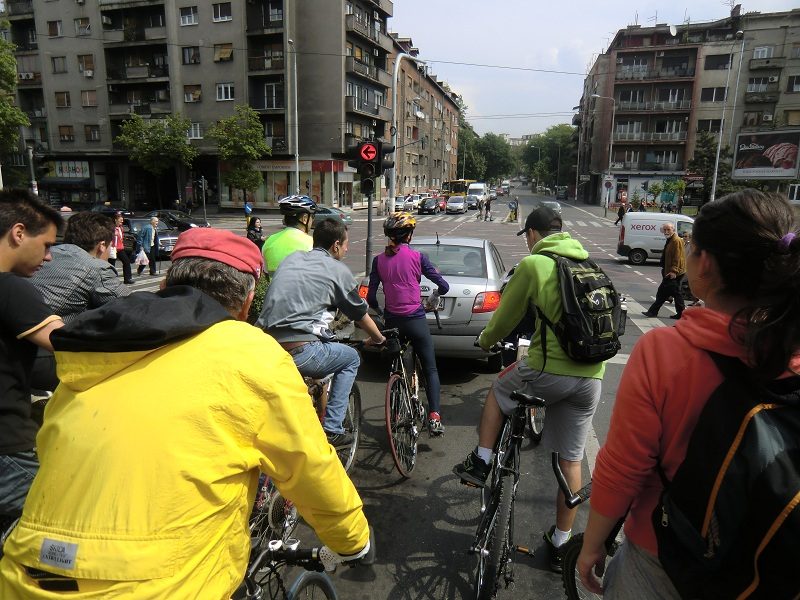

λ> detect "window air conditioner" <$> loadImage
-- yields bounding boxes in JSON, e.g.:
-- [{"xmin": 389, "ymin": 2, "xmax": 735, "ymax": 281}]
[
  {"xmin": 22, "ymin": 72, "xmax": 33, "ymax": 79},
  {"xmin": 84, "ymin": 69, "xmax": 93, "ymax": 77},
  {"xmin": 767, "ymin": 76, "xmax": 779, "ymax": 83},
  {"xmin": 762, "ymin": 114, "xmax": 773, "ymax": 122}
]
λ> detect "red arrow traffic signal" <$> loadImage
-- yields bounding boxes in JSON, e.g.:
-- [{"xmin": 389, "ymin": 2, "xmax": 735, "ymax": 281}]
[{"xmin": 359, "ymin": 142, "xmax": 377, "ymax": 162}]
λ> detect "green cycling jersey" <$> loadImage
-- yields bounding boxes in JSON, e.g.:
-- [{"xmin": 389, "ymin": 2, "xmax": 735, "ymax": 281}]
[{"xmin": 262, "ymin": 227, "xmax": 313, "ymax": 273}]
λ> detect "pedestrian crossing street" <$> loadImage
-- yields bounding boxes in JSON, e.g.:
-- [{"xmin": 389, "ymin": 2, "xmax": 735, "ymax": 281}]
[{"xmin": 353, "ymin": 214, "xmax": 616, "ymax": 228}]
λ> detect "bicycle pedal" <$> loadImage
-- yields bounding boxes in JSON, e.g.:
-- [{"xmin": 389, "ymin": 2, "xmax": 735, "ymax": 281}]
[
  {"xmin": 514, "ymin": 545, "xmax": 535, "ymax": 557},
  {"xmin": 459, "ymin": 479, "xmax": 481, "ymax": 489}
]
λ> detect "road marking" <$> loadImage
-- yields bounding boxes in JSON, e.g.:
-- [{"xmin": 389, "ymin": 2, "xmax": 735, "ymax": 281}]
[
  {"xmin": 634, "ymin": 270, "xmax": 645, "ymax": 276},
  {"xmin": 624, "ymin": 264, "xmax": 632, "ymax": 269},
  {"xmin": 590, "ymin": 221, "xmax": 603, "ymax": 227},
  {"xmin": 576, "ymin": 220, "xmax": 587, "ymax": 227},
  {"xmin": 563, "ymin": 220, "xmax": 573, "ymax": 227},
  {"xmin": 606, "ymin": 353, "xmax": 630, "ymax": 365},
  {"xmin": 647, "ymin": 279, "xmax": 657, "ymax": 284}
]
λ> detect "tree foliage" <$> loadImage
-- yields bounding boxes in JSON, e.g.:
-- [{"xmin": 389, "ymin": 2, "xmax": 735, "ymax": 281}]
[
  {"xmin": 116, "ymin": 113, "xmax": 198, "ymax": 177},
  {"xmin": 476, "ymin": 133, "xmax": 515, "ymax": 182},
  {"xmin": 687, "ymin": 131, "xmax": 731, "ymax": 203},
  {"xmin": 207, "ymin": 105, "xmax": 270, "ymax": 195},
  {"xmin": 519, "ymin": 124, "xmax": 577, "ymax": 188},
  {"xmin": 456, "ymin": 108, "xmax": 486, "ymax": 181},
  {"xmin": 0, "ymin": 19, "xmax": 30, "ymax": 156}
]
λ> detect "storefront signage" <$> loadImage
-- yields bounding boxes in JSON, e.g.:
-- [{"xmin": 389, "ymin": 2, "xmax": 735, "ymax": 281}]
[
  {"xmin": 733, "ymin": 131, "xmax": 800, "ymax": 179},
  {"xmin": 51, "ymin": 161, "xmax": 90, "ymax": 178},
  {"xmin": 251, "ymin": 160, "xmax": 312, "ymax": 171}
]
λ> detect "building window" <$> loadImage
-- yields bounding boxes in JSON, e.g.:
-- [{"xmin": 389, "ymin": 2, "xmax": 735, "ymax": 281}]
[
  {"xmin": 85, "ymin": 125, "xmax": 100, "ymax": 142},
  {"xmin": 213, "ymin": 43, "xmax": 233, "ymax": 62},
  {"xmin": 55, "ymin": 91, "xmax": 70, "ymax": 108},
  {"xmin": 269, "ymin": 1, "xmax": 282, "ymax": 21},
  {"xmin": 788, "ymin": 76, "xmax": 800, "ymax": 93},
  {"xmin": 187, "ymin": 122, "xmax": 203, "ymax": 139},
  {"xmin": 743, "ymin": 111, "xmax": 762, "ymax": 126},
  {"xmin": 51, "ymin": 56, "xmax": 66, "ymax": 73},
  {"xmin": 792, "ymin": 44, "xmax": 800, "ymax": 59},
  {"xmin": 704, "ymin": 54, "xmax": 730, "ymax": 70},
  {"xmin": 747, "ymin": 77, "xmax": 769, "ymax": 93},
  {"xmin": 346, "ymin": 42, "xmax": 353, "ymax": 57},
  {"xmin": 753, "ymin": 46, "xmax": 774, "ymax": 60},
  {"xmin": 184, "ymin": 84, "xmax": 202, "ymax": 102},
  {"xmin": 58, "ymin": 125, "xmax": 74, "ymax": 142},
  {"xmin": 212, "ymin": 2, "xmax": 232, "ymax": 22},
  {"xmin": 700, "ymin": 87, "xmax": 727, "ymax": 102},
  {"xmin": 81, "ymin": 90, "xmax": 97, "ymax": 107},
  {"xmin": 375, "ymin": 91, "xmax": 384, "ymax": 107},
  {"xmin": 216, "ymin": 82, "xmax": 234, "ymax": 101},
  {"xmin": 78, "ymin": 54, "xmax": 95, "ymax": 73},
  {"xmin": 786, "ymin": 110, "xmax": 800, "ymax": 126},
  {"xmin": 697, "ymin": 119, "xmax": 721, "ymax": 133},
  {"xmin": 74, "ymin": 17, "xmax": 90, "ymax": 36},
  {"xmin": 180, "ymin": 6, "xmax": 198, "ymax": 26},
  {"xmin": 47, "ymin": 20, "xmax": 62, "ymax": 37},
  {"xmin": 182, "ymin": 46, "xmax": 201, "ymax": 64}
]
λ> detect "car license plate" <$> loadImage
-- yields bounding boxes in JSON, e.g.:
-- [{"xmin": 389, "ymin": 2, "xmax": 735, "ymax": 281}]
[
  {"xmin": 164, "ymin": 245, "xmax": 173, "ymax": 252},
  {"xmin": 423, "ymin": 296, "xmax": 445, "ymax": 310}
]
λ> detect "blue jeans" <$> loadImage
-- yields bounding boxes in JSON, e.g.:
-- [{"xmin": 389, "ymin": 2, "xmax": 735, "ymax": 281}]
[
  {"xmin": 0, "ymin": 451, "xmax": 38, "ymax": 517},
  {"xmin": 291, "ymin": 341, "xmax": 359, "ymax": 434}
]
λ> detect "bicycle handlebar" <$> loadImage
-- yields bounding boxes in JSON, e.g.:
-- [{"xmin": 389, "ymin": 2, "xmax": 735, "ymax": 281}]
[{"xmin": 551, "ymin": 451, "xmax": 592, "ymax": 509}]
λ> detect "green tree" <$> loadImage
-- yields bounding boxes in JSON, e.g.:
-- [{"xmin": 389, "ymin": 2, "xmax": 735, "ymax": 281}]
[
  {"xmin": 455, "ymin": 100, "xmax": 486, "ymax": 181},
  {"xmin": 477, "ymin": 133, "xmax": 515, "ymax": 181},
  {"xmin": 207, "ymin": 105, "xmax": 269, "ymax": 202},
  {"xmin": 687, "ymin": 131, "xmax": 733, "ymax": 204},
  {"xmin": 519, "ymin": 125, "xmax": 577, "ymax": 189},
  {"xmin": 0, "ymin": 19, "xmax": 31, "ymax": 162},
  {"xmin": 648, "ymin": 181, "xmax": 663, "ymax": 205},
  {"xmin": 116, "ymin": 113, "xmax": 198, "ymax": 207}
]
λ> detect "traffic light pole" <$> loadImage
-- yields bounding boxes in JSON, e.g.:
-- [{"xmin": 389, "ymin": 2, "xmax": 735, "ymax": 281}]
[{"xmin": 365, "ymin": 191, "xmax": 374, "ymax": 276}]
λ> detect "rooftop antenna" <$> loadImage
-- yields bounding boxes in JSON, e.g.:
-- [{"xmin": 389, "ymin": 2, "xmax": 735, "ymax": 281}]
[{"xmin": 647, "ymin": 10, "xmax": 658, "ymax": 25}]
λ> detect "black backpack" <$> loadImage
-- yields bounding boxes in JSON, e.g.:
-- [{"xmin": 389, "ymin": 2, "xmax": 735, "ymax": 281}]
[
  {"xmin": 535, "ymin": 251, "xmax": 624, "ymax": 365},
  {"xmin": 652, "ymin": 352, "xmax": 800, "ymax": 599}
]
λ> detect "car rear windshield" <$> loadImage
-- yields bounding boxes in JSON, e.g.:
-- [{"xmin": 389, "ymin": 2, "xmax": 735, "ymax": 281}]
[{"xmin": 413, "ymin": 244, "xmax": 486, "ymax": 278}]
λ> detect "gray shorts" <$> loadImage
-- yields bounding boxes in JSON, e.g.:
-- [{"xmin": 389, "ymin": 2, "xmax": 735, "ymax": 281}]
[{"xmin": 492, "ymin": 360, "xmax": 601, "ymax": 462}]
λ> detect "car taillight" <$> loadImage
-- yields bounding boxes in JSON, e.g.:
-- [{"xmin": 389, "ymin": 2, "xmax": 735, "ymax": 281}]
[
  {"xmin": 358, "ymin": 285, "xmax": 369, "ymax": 299},
  {"xmin": 473, "ymin": 291, "xmax": 501, "ymax": 313}
]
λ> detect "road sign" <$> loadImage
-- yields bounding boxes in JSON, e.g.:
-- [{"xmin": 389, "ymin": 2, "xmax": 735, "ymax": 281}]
[
  {"xmin": 359, "ymin": 143, "xmax": 377, "ymax": 162},
  {"xmin": 604, "ymin": 181, "xmax": 613, "ymax": 189},
  {"xmin": 603, "ymin": 175, "xmax": 614, "ymax": 183},
  {"xmin": 579, "ymin": 174, "xmax": 590, "ymax": 182}
]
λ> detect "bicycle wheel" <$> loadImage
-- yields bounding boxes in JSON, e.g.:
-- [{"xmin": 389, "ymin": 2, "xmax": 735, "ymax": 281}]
[
  {"xmin": 287, "ymin": 571, "xmax": 338, "ymax": 600},
  {"xmin": 249, "ymin": 479, "xmax": 298, "ymax": 551},
  {"xmin": 336, "ymin": 383, "xmax": 361, "ymax": 473},
  {"xmin": 385, "ymin": 373, "xmax": 417, "ymax": 477},
  {"xmin": 475, "ymin": 472, "xmax": 514, "ymax": 600},
  {"xmin": 562, "ymin": 533, "xmax": 618, "ymax": 600},
  {"xmin": 526, "ymin": 405, "xmax": 546, "ymax": 445}
]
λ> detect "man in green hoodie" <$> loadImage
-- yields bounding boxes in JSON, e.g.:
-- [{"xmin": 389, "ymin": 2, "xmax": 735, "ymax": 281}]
[{"xmin": 453, "ymin": 206, "xmax": 604, "ymax": 573}]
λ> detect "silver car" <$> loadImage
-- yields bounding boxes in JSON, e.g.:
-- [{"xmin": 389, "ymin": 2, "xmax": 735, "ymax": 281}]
[
  {"xmin": 362, "ymin": 236, "xmax": 507, "ymax": 370},
  {"xmin": 446, "ymin": 195, "xmax": 467, "ymax": 214}
]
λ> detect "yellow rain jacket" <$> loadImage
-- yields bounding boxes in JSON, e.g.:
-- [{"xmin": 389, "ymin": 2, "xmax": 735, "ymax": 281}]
[{"xmin": 0, "ymin": 287, "xmax": 368, "ymax": 599}]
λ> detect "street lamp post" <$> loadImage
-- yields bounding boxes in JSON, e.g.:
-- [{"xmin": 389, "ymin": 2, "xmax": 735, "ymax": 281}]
[
  {"xmin": 710, "ymin": 32, "xmax": 744, "ymax": 203},
  {"xmin": 27, "ymin": 146, "xmax": 38, "ymax": 196},
  {"xmin": 592, "ymin": 93, "xmax": 616, "ymax": 217},
  {"xmin": 389, "ymin": 53, "xmax": 426, "ymax": 203},
  {"xmin": 288, "ymin": 38, "xmax": 300, "ymax": 195},
  {"xmin": 728, "ymin": 32, "xmax": 747, "ymax": 150}
]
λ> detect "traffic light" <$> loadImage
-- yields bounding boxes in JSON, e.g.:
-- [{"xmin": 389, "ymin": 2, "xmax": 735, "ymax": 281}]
[
  {"xmin": 356, "ymin": 141, "xmax": 379, "ymax": 196},
  {"xmin": 379, "ymin": 143, "xmax": 395, "ymax": 175}
]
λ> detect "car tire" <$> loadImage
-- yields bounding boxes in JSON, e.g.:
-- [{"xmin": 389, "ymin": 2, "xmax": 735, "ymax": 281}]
[{"xmin": 628, "ymin": 249, "xmax": 647, "ymax": 265}]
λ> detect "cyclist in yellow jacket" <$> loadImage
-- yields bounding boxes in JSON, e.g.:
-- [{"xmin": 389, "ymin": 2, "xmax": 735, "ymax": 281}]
[{"xmin": 0, "ymin": 228, "xmax": 370, "ymax": 599}]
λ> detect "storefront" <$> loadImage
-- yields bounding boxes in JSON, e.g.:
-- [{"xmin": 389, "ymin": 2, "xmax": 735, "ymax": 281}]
[{"xmin": 39, "ymin": 160, "xmax": 96, "ymax": 208}]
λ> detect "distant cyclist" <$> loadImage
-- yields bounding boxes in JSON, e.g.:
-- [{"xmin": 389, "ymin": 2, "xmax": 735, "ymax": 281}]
[
  {"xmin": 262, "ymin": 195, "xmax": 315, "ymax": 276},
  {"xmin": 367, "ymin": 212, "xmax": 450, "ymax": 435}
]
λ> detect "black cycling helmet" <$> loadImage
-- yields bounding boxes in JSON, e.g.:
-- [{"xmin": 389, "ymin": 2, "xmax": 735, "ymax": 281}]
[
  {"xmin": 278, "ymin": 195, "xmax": 317, "ymax": 216},
  {"xmin": 383, "ymin": 212, "xmax": 417, "ymax": 240}
]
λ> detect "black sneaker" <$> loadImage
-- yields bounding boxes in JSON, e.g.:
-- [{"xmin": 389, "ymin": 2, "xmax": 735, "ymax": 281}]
[
  {"xmin": 543, "ymin": 525, "xmax": 568, "ymax": 573},
  {"xmin": 325, "ymin": 431, "xmax": 354, "ymax": 448},
  {"xmin": 453, "ymin": 451, "xmax": 490, "ymax": 487}
]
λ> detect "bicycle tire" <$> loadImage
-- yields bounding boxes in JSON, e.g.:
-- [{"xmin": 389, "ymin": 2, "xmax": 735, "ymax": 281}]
[
  {"xmin": 287, "ymin": 571, "xmax": 338, "ymax": 600},
  {"xmin": 385, "ymin": 373, "xmax": 417, "ymax": 477},
  {"xmin": 526, "ymin": 405, "xmax": 546, "ymax": 445},
  {"xmin": 562, "ymin": 533, "xmax": 617, "ymax": 600},
  {"xmin": 336, "ymin": 383, "xmax": 361, "ymax": 473},
  {"xmin": 475, "ymin": 472, "xmax": 514, "ymax": 600}
]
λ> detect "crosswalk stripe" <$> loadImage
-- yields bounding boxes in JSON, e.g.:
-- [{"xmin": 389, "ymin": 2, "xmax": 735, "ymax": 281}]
[
  {"xmin": 590, "ymin": 221, "xmax": 603, "ymax": 227},
  {"xmin": 563, "ymin": 220, "xmax": 573, "ymax": 227},
  {"xmin": 576, "ymin": 220, "xmax": 587, "ymax": 227}
]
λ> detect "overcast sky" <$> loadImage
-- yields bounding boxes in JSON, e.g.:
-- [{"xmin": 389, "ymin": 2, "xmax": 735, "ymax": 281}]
[{"xmin": 389, "ymin": 1, "xmax": 798, "ymax": 138}]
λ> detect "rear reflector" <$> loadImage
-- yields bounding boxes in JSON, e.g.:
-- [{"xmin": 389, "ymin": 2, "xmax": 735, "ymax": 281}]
[
  {"xmin": 358, "ymin": 285, "xmax": 369, "ymax": 299},
  {"xmin": 473, "ymin": 291, "xmax": 501, "ymax": 313}
]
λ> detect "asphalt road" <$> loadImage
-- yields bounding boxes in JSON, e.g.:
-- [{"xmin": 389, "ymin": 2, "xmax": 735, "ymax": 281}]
[{"xmin": 125, "ymin": 190, "xmax": 680, "ymax": 599}]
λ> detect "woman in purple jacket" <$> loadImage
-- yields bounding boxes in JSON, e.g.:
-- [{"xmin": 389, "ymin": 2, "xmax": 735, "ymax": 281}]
[{"xmin": 367, "ymin": 213, "xmax": 450, "ymax": 435}]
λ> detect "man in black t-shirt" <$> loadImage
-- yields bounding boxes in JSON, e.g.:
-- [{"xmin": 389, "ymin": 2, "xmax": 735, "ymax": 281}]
[{"xmin": 0, "ymin": 190, "xmax": 63, "ymax": 517}]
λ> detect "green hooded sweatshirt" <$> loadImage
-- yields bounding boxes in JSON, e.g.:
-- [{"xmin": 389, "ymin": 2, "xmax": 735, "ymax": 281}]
[{"xmin": 480, "ymin": 232, "xmax": 605, "ymax": 379}]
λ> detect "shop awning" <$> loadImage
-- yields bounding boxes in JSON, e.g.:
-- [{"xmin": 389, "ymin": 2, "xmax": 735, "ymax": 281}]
[{"xmin": 40, "ymin": 177, "xmax": 91, "ymax": 188}]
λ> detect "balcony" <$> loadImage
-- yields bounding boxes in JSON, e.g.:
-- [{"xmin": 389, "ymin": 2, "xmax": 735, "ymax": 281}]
[
  {"xmin": 345, "ymin": 15, "xmax": 393, "ymax": 51},
  {"xmin": 367, "ymin": 0, "xmax": 393, "ymax": 15},
  {"xmin": 749, "ymin": 57, "xmax": 786, "ymax": 70},
  {"xmin": 250, "ymin": 97, "xmax": 286, "ymax": 112},
  {"xmin": 247, "ymin": 18, "xmax": 284, "ymax": 34},
  {"xmin": 615, "ymin": 67, "xmax": 695, "ymax": 81},
  {"xmin": 265, "ymin": 136, "xmax": 287, "ymax": 152},
  {"xmin": 25, "ymin": 108, "xmax": 46, "ymax": 119},
  {"xmin": 346, "ymin": 56, "xmax": 391, "ymax": 88},
  {"xmin": 616, "ymin": 99, "xmax": 691, "ymax": 111},
  {"xmin": 346, "ymin": 96, "xmax": 391, "ymax": 122},
  {"xmin": 744, "ymin": 90, "xmax": 779, "ymax": 104},
  {"xmin": 107, "ymin": 64, "xmax": 169, "ymax": 81},
  {"xmin": 103, "ymin": 26, "xmax": 167, "ymax": 44},
  {"xmin": 613, "ymin": 131, "xmax": 687, "ymax": 142},
  {"xmin": 611, "ymin": 161, "xmax": 683, "ymax": 172},
  {"xmin": 7, "ymin": 1, "xmax": 33, "ymax": 17},
  {"xmin": 16, "ymin": 71, "xmax": 42, "ymax": 86},
  {"xmin": 248, "ymin": 56, "xmax": 285, "ymax": 72},
  {"xmin": 651, "ymin": 131, "xmax": 687, "ymax": 141}
]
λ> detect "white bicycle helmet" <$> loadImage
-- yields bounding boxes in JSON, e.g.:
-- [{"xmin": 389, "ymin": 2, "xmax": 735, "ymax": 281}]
[{"xmin": 278, "ymin": 195, "xmax": 317, "ymax": 216}]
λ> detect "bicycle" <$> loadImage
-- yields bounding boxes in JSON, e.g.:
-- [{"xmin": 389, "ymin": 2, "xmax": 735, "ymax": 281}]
[
  {"xmin": 249, "ymin": 473, "xmax": 299, "ymax": 552},
  {"xmin": 382, "ymin": 328, "xmax": 431, "ymax": 478},
  {"xmin": 235, "ymin": 530, "xmax": 376, "ymax": 600},
  {"xmin": 464, "ymin": 389, "xmax": 546, "ymax": 600},
  {"xmin": 305, "ymin": 371, "xmax": 361, "ymax": 473},
  {"xmin": 551, "ymin": 452, "xmax": 625, "ymax": 600}
]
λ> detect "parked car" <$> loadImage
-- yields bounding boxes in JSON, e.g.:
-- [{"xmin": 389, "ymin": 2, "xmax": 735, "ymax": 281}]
[
  {"xmin": 489, "ymin": 190, "xmax": 498, "ymax": 201},
  {"xmin": 536, "ymin": 199, "xmax": 563, "ymax": 215},
  {"xmin": 417, "ymin": 197, "xmax": 440, "ymax": 215},
  {"xmin": 359, "ymin": 236, "xmax": 506, "ymax": 370},
  {"xmin": 495, "ymin": 187, "xmax": 505, "ymax": 197},
  {"xmin": 446, "ymin": 195, "xmax": 467, "ymax": 214},
  {"xmin": 146, "ymin": 210, "xmax": 210, "ymax": 231},
  {"xmin": 466, "ymin": 195, "xmax": 480, "ymax": 210},
  {"xmin": 90, "ymin": 204, "xmax": 134, "ymax": 217},
  {"xmin": 556, "ymin": 188, "xmax": 568, "ymax": 200},
  {"xmin": 312, "ymin": 205, "xmax": 353, "ymax": 228},
  {"xmin": 392, "ymin": 196, "xmax": 407, "ymax": 212},
  {"xmin": 123, "ymin": 218, "xmax": 180, "ymax": 260}
]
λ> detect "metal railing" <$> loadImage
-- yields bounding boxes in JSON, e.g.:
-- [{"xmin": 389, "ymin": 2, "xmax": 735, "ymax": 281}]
[
  {"xmin": 250, "ymin": 96, "xmax": 285, "ymax": 110},
  {"xmin": 615, "ymin": 67, "xmax": 695, "ymax": 80},
  {"xmin": 8, "ymin": 1, "xmax": 33, "ymax": 15},
  {"xmin": 617, "ymin": 99, "xmax": 691, "ymax": 111},
  {"xmin": 611, "ymin": 161, "xmax": 683, "ymax": 171},
  {"xmin": 613, "ymin": 131, "xmax": 687, "ymax": 142},
  {"xmin": 346, "ymin": 56, "xmax": 391, "ymax": 87},
  {"xmin": 247, "ymin": 56, "xmax": 285, "ymax": 71}
]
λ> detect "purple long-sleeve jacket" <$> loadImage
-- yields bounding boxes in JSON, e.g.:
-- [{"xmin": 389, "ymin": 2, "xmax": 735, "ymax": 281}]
[{"xmin": 367, "ymin": 244, "xmax": 449, "ymax": 318}]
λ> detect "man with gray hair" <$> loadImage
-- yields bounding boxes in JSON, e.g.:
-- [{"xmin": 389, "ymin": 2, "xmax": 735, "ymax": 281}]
[
  {"xmin": 642, "ymin": 221, "xmax": 687, "ymax": 319},
  {"xmin": 0, "ymin": 228, "xmax": 370, "ymax": 599}
]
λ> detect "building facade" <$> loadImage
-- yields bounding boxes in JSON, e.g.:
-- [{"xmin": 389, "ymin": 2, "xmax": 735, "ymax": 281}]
[
  {"xmin": 389, "ymin": 35, "xmax": 460, "ymax": 196},
  {"xmin": 575, "ymin": 7, "xmax": 800, "ymax": 206}
]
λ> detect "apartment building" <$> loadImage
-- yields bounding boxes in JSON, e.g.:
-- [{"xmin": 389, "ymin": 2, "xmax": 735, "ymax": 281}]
[
  {"xmin": 1, "ymin": 0, "xmax": 402, "ymax": 209},
  {"xmin": 390, "ymin": 35, "xmax": 460, "ymax": 195},
  {"xmin": 575, "ymin": 7, "xmax": 800, "ymax": 205}
]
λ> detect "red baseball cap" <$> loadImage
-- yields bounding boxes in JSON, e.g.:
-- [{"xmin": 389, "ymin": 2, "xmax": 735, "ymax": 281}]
[{"xmin": 171, "ymin": 228, "xmax": 263, "ymax": 279}]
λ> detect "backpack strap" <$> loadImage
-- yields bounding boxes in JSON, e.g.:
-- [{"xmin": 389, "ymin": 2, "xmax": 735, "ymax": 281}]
[{"xmin": 533, "ymin": 251, "xmax": 560, "ymax": 374}]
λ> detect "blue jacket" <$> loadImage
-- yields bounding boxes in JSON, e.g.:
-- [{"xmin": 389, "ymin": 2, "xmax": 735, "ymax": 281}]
[{"xmin": 137, "ymin": 224, "xmax": 158, "ymax": 253}]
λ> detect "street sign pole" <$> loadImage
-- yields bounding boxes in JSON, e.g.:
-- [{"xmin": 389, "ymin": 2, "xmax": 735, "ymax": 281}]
[{"xmin": 365, "ymin": 190, "xmax": 373, "ymax": 276}]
